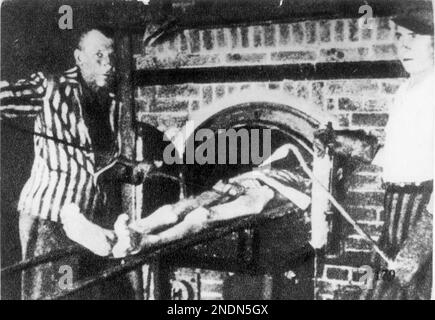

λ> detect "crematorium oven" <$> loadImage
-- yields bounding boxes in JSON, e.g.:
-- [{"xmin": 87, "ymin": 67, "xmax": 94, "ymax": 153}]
[
  {"xmin": 138, "ymin": 98, "xmax": 342, "ymax": 300},
  {"xmin": 3, "ymin": 0, "xmax": 425, "ymax": 301}
]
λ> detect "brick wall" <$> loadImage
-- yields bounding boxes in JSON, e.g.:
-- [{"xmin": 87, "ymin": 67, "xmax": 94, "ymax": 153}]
[{"xmin": 134, "ymin": 17, "xmax": 406, "ymax": 300}]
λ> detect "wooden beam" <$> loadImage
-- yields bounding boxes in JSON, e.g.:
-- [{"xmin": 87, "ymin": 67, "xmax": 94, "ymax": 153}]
[
  {"xmin": 133, "ymin": 60, "xmax": 407, "ymax": 86},
  {"xmin": 147, "ymin": 0, "xmax": 432, "ymax": 30},
  {"xmin": 116, "ymin": 32, "xmax": 137, "ymax": 217},
  {"xmin": 2, "ymin": 0, "xmax": 431, "ymax": 31}
]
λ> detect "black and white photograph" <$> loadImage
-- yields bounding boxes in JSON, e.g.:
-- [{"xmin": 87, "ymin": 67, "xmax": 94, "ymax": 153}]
[{"xmin": 0, "ymin": 0, "xmax": 434, "ymax": 301}]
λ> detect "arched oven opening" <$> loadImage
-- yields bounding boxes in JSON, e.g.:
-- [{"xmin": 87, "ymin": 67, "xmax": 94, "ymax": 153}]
[
  {"xmin": 166, "ymin": 102, "xmax": 335, "ymax": 300},
  {"xmin": 184, "ymin": 113, "xmax": 313, "ymax": 196}
]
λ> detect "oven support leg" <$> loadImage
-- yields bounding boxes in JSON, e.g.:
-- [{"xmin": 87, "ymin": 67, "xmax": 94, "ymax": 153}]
[
  {"xmin": 311, "ymin": 153, "xmax": 333, "ymax": 249},
  {"xmin": 153, "ymin": 258, "xmax": 172, "ymax": 300},
  {"xmin": 310, "ymin": 152, "xmax": 334, "ymax": 299}
]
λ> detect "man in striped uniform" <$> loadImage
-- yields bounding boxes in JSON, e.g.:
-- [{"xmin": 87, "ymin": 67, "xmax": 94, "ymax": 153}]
[
  {"xmin": 1, "ymin": 28, "xmax": 147, "ymax": 299},
  {"xmin": 369, "ymin": 17, "xmax": 434, "ymax": 299}
]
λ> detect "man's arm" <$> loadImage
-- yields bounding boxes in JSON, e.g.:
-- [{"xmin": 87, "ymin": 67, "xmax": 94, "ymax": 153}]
[{"xmin": 0, "ymin": 72, "xmax": 47, "ymax": 118}]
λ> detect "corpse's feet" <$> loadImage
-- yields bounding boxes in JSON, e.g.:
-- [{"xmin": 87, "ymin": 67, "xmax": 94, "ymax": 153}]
[
  {"xmin": 60, "ymin": 204, "xmax": 115, "ymax": 257},
  {"xmin": 112, "ymin": 214, "xmax": 143, "ymax": 258}
]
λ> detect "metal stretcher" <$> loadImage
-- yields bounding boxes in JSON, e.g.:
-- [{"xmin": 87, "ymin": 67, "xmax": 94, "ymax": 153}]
[{"xmin": 1, "ymin": 200, "xmax": 310, "ymax": 300}]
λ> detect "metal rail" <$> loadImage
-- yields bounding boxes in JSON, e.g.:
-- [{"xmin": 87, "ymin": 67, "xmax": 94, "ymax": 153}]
[
  {"xmin": 1, "ymin": 203, "xmax": 301, "ymax": 300},
  {"xmin": 1, "ymin": 245, "xmax": 84, "ymax": 275},
  {"xmin": 55, "ymin": 203, "xmax": 298, "ymax": 299}
]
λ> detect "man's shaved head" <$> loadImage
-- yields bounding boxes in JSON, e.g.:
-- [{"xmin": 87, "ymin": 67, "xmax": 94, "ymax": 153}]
[
  {"xmin": 77, "ymin": 29, "xmax": 114, "ymax": 50},
  {"xmin": 74, "ymin": 28, "xmax": 115, "ymax": 91}
]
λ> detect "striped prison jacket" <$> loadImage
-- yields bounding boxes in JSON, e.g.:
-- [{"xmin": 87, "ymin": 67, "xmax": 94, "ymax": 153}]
[
  {"xmin": 381, "ymin": 182, "xmax": 433, "ymax": 258},
  {"xmin": 0, "ymin": 66, "xmax": 127, "ymax": 222}
]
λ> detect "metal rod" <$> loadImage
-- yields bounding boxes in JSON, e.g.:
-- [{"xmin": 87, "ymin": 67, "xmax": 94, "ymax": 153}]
[
  {"xmin": 48, "ymin": 254, "xmax": 148, "ymax": 300},
  {"xmin": 1, "ymin": 245, "xmax": 84, "ymax": 275},
  {"xmin": 45, "ymin": 203, "xmax": 295, "ymax": 299},
  {"xmin": 288, "ymin": 145, "xmax": 394, "ymax": 266},
  {"xmin": 321, "ymin": 182, "xmax": 393, "ymax": 265}
]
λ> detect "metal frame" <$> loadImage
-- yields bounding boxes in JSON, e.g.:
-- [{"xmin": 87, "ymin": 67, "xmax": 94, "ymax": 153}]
[{"xmin": 1, "ymin": 203, "xmax": 301, "ymax": 299}]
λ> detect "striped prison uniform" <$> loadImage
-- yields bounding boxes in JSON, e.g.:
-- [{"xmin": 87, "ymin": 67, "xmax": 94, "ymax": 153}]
[
  {"xmin": 1, "ymin": 66, "xmax": 122, "ymax": 222},
  {"xmin": 381, "ymin": 183, "xmax": 433, "ymax": 259},
  {"xmin": 369, "ymin": 182, "xmax": 433, "ymax": 300},
  {"xmin": 1, "ymin": 66, "xmax": 136, "ymax": 299}
]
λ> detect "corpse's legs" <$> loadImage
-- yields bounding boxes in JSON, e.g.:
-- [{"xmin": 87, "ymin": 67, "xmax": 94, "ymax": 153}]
[
  {"xmin": 61, "ymin": 180, "xmax": 274, "ymax": 258},
  {"xmin": 138, "ymin": 184, "xmax": 274, "ymax": 248}
]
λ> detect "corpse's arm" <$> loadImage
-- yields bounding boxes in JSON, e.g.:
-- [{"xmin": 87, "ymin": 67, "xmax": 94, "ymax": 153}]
[{"xmin": 0, "ymin": 72, "xmax": 48, "ymax": 119}]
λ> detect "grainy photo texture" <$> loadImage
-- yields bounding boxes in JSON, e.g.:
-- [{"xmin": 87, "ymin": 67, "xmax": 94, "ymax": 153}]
[{"xmin": 0, "ymin": 0, "xmax": 433, "ymax": 300}]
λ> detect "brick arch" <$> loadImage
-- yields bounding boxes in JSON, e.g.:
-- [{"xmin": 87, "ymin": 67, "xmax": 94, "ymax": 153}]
[{"xmin": 172, "ymin": 88, "xmax": 337, "ymax": 156}]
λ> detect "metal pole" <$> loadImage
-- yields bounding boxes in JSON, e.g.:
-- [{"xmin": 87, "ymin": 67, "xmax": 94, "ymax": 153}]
[
  {"xmin": 1, "ymin": 245, "xmax": 83, "ymax": 275},
  {"xmin": 117, "ymin": 29, "xmax": 144, "ymax": 300},
  {"xmin": 288, "ymin": 145, "xmax": 393, "ymax": 266}
]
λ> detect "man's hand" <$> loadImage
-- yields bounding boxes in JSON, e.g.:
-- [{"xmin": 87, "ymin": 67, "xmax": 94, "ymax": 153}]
[
  {"xmin": 130, "ymin": 162, "xmax": 153, "ymax": 185},
  {"xmin": 60, "ymin": 204, "xmax": 115, "ymax": 257},
  {"xmin": 112, "ymin": 214, "xmax": 142, "ymax": 258}
]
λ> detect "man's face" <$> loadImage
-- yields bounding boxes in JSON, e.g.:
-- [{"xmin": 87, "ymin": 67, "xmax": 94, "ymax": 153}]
[
  {"xmin": 74, "ymin": 30, "xmax": 114, "ymax": 91},
  {"xmin": 395, "ymin": 25, "xmax": 433, "ymax": 74}
]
